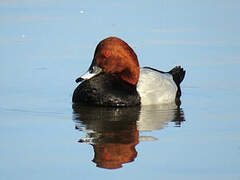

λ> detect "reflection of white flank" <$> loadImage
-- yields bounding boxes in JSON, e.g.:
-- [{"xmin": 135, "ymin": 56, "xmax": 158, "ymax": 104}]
[
  {"xmin": 139, "ymin": 136, "xmax": 158, "ymax": 141},
  {"xmin": 137, "ymin": 103, "xmax": 178, "ymax": 132}
]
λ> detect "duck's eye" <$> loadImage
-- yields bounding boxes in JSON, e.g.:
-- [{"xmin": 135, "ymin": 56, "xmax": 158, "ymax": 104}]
[{"xmin": 103, "ymin": 51, "xmax": 110, "ymax": 57}]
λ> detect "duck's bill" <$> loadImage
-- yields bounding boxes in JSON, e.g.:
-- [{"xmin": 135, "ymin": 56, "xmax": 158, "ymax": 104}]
[{"xmin": 75, "ymin": 66, "xmax": 102, "ymax": 83}]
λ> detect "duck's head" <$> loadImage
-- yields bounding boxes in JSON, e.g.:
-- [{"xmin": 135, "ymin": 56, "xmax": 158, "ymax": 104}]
[{"xmin": 76, "ymin": 37, "xmax": 140, "ymax": 86}]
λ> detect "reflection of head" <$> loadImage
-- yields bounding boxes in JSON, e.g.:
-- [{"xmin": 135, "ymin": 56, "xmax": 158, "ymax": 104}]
[
  {"xmin": 73, "ymin": 105, "xmax": 140, "ymax": 169},
  {"xmin": 92, "ymin": 124, "xmax": 138, "ymax": 169}
]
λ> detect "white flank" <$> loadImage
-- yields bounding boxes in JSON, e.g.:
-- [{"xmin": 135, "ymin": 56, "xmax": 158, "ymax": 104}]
[{"xmin": 137, "ymin": 68, "xmax": 177, "ymax": 105}]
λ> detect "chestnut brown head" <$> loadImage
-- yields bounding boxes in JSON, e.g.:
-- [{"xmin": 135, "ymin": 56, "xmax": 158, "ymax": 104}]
[{"xmin": 77, "ymin": 37, "xmax": 140, "ymax": 86}]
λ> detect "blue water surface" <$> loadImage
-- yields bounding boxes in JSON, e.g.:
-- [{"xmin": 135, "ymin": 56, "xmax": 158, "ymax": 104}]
[{"xmin": 1, "ymin": 1, "xmax": 240, "ymax": 179}]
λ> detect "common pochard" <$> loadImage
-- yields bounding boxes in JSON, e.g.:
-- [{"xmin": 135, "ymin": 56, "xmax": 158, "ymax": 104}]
[{"xmin": 73, "ymin": 37, "xmax": 185, "ymax": 106}]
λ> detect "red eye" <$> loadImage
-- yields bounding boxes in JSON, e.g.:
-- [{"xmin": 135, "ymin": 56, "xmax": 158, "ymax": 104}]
[{"xmin": 103, "ymin": 51, "xmax": 110, "ymax": 57}]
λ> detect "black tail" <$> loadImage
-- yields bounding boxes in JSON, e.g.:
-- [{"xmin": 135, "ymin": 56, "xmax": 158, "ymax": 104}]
[
  {"xmin": 169, "ymin": 66, "xmax": 186, "ymax": 86},
  {"xmin": 169, "ymin": 66, "xmax": 186, "ymax": 100}
]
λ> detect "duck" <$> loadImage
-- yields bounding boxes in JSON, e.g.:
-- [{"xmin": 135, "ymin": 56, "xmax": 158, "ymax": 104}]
[{"xmin": 72, "ymin": 37, "xmax": 185, "ymax": 107}]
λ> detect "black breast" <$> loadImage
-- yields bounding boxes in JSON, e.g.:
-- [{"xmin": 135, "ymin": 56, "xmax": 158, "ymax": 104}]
[{"xmin": 72, "ymin": 74, "xmax": 141, "ymax": 107}]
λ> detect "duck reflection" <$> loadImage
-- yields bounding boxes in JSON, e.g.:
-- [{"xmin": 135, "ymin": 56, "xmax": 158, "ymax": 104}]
[{"xmin": 72, "ymin": 104, "xmax": 184, "ymax": 169}]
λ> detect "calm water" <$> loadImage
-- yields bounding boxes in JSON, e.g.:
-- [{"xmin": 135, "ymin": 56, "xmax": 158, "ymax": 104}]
[{"xmin": 1, "ymin": 1, "xmax": 240, "ymax": 179}]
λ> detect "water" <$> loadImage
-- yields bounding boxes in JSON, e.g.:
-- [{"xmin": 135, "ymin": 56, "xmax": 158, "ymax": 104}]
[{"xmin": 1, "ymin": 1, "xmax": 240, "ymax": 179}]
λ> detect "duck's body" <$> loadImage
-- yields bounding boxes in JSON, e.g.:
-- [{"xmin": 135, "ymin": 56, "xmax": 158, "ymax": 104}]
[{"xmin": 72, "ymin": 37, "xmax": 185, "ymax": 107}]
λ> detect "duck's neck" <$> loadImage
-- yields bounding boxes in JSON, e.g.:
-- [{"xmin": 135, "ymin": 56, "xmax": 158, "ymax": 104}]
[{"xmin": 118, "ymin": 66, "xmax": 140, "ymax": 86}]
